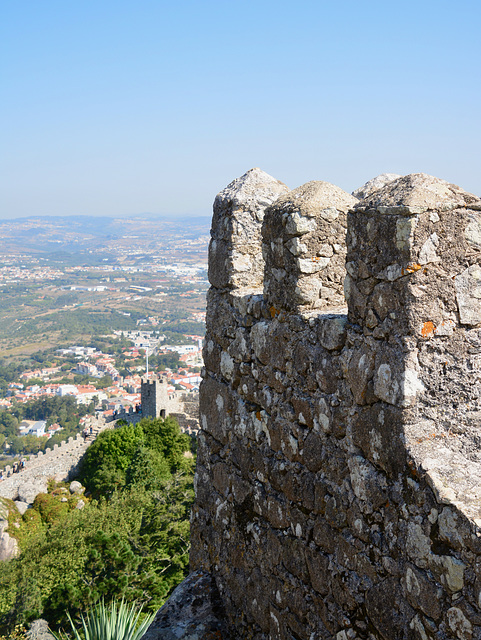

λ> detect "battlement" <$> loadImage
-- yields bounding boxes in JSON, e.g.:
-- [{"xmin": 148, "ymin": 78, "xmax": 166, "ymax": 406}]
[
  {"xmin": 0, "ymin": 433, "xmax": 91, "ymax": 501},
  {"xmin": 113, "ymin": 377, "xmax": 199, "ymax": 433},
  {"xmin": 140, "ymin": 376, "xmax": 169, "ymax": 419},
  {"xmin": 190, "ymin": 169, "xmax": 481, "ymax": 639}
]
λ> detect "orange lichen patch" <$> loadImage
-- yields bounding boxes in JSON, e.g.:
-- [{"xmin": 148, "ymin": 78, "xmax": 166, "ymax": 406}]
[
  {"xmin": 415, "ymin": 432, "xmax": 454, "ymax": 444},
  {"xmin": 421, "ymin": 321, "xmax": 435, "ymax": 337},
  {"xmin": 270, "ymin": 306, "xmax": 278, "ymax": 318},
  {"xmin": 402, "ymin": 263, "xmax": 422, "ymax": 275}
]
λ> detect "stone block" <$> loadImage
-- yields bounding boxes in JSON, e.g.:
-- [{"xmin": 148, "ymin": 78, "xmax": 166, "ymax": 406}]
[
  {"xmin": 209, "ymin": 168, "xmax": 288, "ymax": 290},
  {"xmin": 263, "ymin": 181, "xmax": 356, "ymax": 312},
  {"xmin": 403, "ymin": 564, "xmax": 442, "ymax": 620}
]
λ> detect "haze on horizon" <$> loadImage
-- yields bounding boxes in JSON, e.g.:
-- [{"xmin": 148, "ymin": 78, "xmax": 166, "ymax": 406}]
[{"xmin": 1, "ymin": 0, "xmax": 480, "ymax": 220}]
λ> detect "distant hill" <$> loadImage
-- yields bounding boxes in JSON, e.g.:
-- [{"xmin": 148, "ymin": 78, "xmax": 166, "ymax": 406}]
[{"xmin": 0, "ymin": 214, "xmax": 211, "ymax": 255}]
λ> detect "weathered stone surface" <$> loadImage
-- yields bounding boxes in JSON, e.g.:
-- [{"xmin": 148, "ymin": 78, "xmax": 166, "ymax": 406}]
[
  {"xmin": 317, "ymin": 314, "xmax": 348, "ymax": 351},
  {"xmin": 209, "ymin": 168, "xmax": 288, "ymax": 290},
  {"xmin": 69, "ymin": 480, "xmax": 85, "ymax": 494},
  {"xmin": 404, "ymin": 564, "xmax": 442, "ymax": 620},
  {"xmin": 0, "ymin": 518, "xmax": 18, "ymax": 561},
  {"xmin": 455, "ymin": 265, "xmax": 481, "ymax": 325},
  {"xmin": 17, "ymin": 479, "xmax": 48, "ymax": 504},
  {"xmin": 358, "ymin": 172, "xmax": 481, "ymax": 214},
  {"xmin": 352, "ymin": 173, "xmax": 401, "ymax": 200},
  {"xmin": 27, "ymin": 620, "xmax": 55, "ymax": 640},
  {"xmin": 263, "ymin": 180, "xmax": 357, "ymax": 311},
  {"xmin": 365, "ymin": 578, "xmax": 413, "ymax": 640},
  {"xmin": 143, "ymin": 571, "xmax": 234, "ymax": 640},
  {"xmin": 14, "ymin": 500, "xmax": 29, "ymax": 515},
  {"xmin": 447, "ymin": 606, "xmax": 473, "ymax": 640},
  {"xmin": 191, "ymin": 169, "xmax": 481, "ymax": 640}
]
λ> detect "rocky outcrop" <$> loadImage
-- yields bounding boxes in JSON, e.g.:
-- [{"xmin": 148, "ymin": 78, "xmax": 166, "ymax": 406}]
[
  {"xmin": 144, "ymin": 571, "xmax": 232, "ymax": 640},
  {"xmin": 187, "ymin": 169, "xmax": 481, "ymax": 639},
  {"xmin": 17, "ymin": 479, "xmax": 48, "ymax": 504},
  {"xmin": 0, "ymin": 501, "xmax": 18, "ymax": 562},
  {"xmin": 69, "ymin": 480, "xmax": 85, "ymax": 494},
  {"xmin": 27, "ymin": 619, "xmax": 55, "ymax": 640}
]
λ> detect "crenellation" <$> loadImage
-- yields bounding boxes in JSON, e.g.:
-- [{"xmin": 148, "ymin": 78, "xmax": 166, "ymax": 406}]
[
  {"xmin": 263, "ymin": 180, "xmax": 357, "ymax": 312},
  {"xmin": 208, "ymin": 168, "xmax": 288, "ymax": 292},
  {"xmin": 0, "ymin": 432, "xmax": 95, "ymax": 501},
  {"xmin": 187, "ymin": 169, "xmax": 481, "ymax": 640}
]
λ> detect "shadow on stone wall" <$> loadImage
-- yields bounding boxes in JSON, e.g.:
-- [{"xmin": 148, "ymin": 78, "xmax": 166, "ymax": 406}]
[{"xmin": 184, "ymin": 169, "xmax": 481, "ymax": 640}]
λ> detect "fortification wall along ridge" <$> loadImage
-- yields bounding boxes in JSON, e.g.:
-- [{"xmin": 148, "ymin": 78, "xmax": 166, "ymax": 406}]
[
  {"xmin": 0, "ymin": 433, "xmax": 90, "ymax": 501},
  {"xmin": 190, "ymin": 169, "xmax": 481, "ymax": 639}
]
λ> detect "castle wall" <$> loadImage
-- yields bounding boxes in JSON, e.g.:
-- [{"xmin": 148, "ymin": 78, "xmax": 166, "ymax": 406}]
[
  {"xmin": 190, "ymin": 169, "xmax": 481, "ymax": 639},
  {"xmin": 0, "ymin": 434, "xmax": 89, "ymax": 501},
  {"xmin": 0, "ymin": 415, "xmax": 108, "ymax": 501}
]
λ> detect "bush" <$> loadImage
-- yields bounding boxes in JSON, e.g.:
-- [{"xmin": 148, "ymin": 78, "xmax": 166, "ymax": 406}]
[
  {"xmin": 32, "ymin": 494, "xmax": 70, "ymax": 526},
  {"xmin": 0, "ymin": 417, "xmax": 195, "ymax": 634},
  {"xmin": 80, "ymin": 418, "xmax": 191, "ymax": 496}
]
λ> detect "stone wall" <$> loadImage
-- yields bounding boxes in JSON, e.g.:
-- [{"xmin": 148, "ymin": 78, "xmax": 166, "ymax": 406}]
[
  {"xmin": 190, "ymin": 169, "xmax": 481, "ymax": 639},
  {"xmin": 0, "ymin": 415, "xmax": 107, "ymax": 502},
  {"xmin": 169, "ymin": 391, "xmax": 200, "ymax": 433},
  {"xmin": 0, "ymin": 434, "xmax": 89, "ymax": 501}
]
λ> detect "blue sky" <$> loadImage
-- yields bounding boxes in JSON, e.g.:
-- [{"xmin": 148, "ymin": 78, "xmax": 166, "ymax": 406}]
[{"xmin": 1, "ymin": 0, "xmax": 480, "ymax": 218}]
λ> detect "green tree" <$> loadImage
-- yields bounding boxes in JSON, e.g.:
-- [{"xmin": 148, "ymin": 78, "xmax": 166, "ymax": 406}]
[
  {"xmin": 80, "ymin": 424, "xmax": 145, "ymax": 495},
  {"xmin": 138, "ymin": 417, "xmax": 190, "ymax": 470},
  {"xmin": 125, "ymin": 446, "xmax": 171, "ymax": 491},
  {"xmin": 24, "ymin": 378, "xmax": 43, "ymax": 388},
  {"xmin": 0, "ymin": 413, "xmax": 19, "ymax": 438},
  {"xmin": 0, "ymin": 417, "xmax": 195, "ymax": 635}
]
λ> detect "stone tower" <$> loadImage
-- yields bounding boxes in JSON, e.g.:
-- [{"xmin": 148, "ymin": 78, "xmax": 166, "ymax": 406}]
[{"xmin": 140, "ymin": 376, "xmax": 169, "ymax": 419}]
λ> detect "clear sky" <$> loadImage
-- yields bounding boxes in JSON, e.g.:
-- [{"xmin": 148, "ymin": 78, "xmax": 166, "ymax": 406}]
[{"xmin": 1, "ymin": 0, "xmax": 480, "ymax": 219}]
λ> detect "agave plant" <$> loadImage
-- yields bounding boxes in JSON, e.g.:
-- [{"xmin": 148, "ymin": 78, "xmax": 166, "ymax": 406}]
[{"xmin": 52, "ymin": 600, "xmax": 155, "ymax": 640}]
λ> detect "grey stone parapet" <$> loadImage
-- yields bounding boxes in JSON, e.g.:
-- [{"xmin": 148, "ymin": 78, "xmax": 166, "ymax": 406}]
[
  {"xmin": 347, "ymin": 173, "xmax": 481, "ymax": 518},
  {"xmin": 263, "ymin": 180, "xmax": 357, "ymax": 312},
  {"xmin": 190, "ymin": 170, "xmax": 481, "ymax": 639},
  {"xmin": 208, "ymin": 168, "xmax": 289, "ymax": 291}
]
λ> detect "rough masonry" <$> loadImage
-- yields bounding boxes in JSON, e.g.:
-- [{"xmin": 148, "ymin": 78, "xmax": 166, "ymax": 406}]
[{"xmin": 188, "ymin": 168, "xmax": 481, "ymax": 639}]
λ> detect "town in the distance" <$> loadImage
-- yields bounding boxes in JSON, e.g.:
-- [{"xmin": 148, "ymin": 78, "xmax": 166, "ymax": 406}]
[{"xmin": 0, "ymin": 213, "xmax": 210, "ymax": 464}]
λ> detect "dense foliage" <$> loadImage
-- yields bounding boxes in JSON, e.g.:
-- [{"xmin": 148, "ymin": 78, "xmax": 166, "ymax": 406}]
[
  {"xmin": 0, "ymin": 418, "xmax": 195, "ymax": 634},
  {"xmin": 0, "ymin": 396, "xmax": 95, "ymax": 457}
]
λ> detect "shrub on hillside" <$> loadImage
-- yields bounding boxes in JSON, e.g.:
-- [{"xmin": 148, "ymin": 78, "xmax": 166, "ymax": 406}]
[
  {"xmin": 0, "ymin": 416, "xmax": 195, "ymax": 635},
  {"xmin": 79, "ymin": 418, "xmax": 191, "ymax": 496}
]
